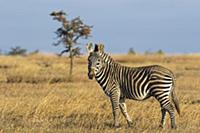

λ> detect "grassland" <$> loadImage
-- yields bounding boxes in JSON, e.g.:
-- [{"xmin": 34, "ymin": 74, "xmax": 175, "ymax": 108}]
[{"xmin": 0, "ymin": 54, "xmax": 200, "ymax": 133}]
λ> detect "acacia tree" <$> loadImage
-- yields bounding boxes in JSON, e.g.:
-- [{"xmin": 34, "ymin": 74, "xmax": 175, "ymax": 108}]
[{"xmin": 50, "ymin": 11, "xmax": 92, "ymax": 81}]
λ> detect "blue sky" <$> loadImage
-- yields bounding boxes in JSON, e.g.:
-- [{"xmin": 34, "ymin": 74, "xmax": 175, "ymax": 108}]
[{"xmin": 0, "ymin": 0, "xmax": 200, "ymax": 54}]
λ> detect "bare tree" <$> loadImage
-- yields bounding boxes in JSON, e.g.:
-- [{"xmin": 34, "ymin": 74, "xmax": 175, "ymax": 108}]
[{"xmin": 50, "ymin": 10, "xmax": 92, "ymax": 81}]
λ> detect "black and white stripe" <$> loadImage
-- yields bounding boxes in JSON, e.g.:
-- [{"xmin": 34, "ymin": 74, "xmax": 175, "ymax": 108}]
[{"xmin": 87, "ymin": 47, "xmax": 180, "ymax": 128}]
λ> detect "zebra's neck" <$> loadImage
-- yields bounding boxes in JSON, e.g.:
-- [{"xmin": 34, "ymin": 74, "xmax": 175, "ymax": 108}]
[
  {"xmin": 95, "ymin": 53, "xmax": 119, "ymax": 83},
  {"xmin": 95, "ymin": 63, "xmax": 112, "ymax": 90}
]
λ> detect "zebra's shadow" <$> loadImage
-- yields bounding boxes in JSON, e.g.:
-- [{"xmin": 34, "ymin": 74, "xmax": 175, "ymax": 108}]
[
  {"xmin": 103, "ymin": 120, "xmax": 163, "ymax": 130},
  {"xmin": 104, "ymin": 122, "xmax": 114, "ymax": 128},
  {"xmin": 103, "ymin": 121, "xmax": 136, "ymax": 129}
]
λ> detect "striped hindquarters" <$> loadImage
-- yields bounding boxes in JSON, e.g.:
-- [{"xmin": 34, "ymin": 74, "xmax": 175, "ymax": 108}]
[{"xmin": 148, "ymin": 66, "xmax": 175, "ymax": 107}]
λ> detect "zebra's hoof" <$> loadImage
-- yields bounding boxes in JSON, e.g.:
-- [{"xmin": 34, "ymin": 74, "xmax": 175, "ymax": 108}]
[
  {"xmin": 128, "ymin": 121, "xmax": 134, "ymax": 127},
  {"xmin": 159, "ymin": 124, "xmax": 164, "ymax": 128},
  {"xmin": 171, "ymin": 125, "xmax": 177, "ymax": 129},
  {"xmin": 113, "ymin": 124, "xmax": 120, "ymax": 128}
]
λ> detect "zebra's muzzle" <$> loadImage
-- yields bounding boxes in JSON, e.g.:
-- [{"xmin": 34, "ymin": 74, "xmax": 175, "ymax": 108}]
[{"xmin": 88, "ymin": 71, "xmax": 94, "ymax": 80}]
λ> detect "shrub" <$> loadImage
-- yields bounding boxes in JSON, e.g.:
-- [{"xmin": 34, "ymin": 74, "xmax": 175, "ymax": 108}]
[
  {"xmin": 128, "ymin": 48, "xmax": 136, "ymax": 55},
  {"xmin": 7, "ymin": 46, "xmax": 27, "ymax": 56}
]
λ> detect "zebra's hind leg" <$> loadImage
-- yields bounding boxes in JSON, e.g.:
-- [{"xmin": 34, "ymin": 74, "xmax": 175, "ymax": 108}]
[
  {"xmin": 119, "ymin": 98, "xmax": 133, "ymax": 127},
  {"xmin": 156, "ymin": 95, "xmax": 177, "ymax": 128},
  {"xmin": 159, "ymin": 108, "xmax": 167, "ymax": 128},
  {"xmin": 164, "ymin": 104, "xmax": 177, "ymax": 129}
]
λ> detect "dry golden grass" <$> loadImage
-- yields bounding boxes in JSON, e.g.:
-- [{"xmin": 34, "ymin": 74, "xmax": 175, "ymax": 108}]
[{"xmin": 0, "ymin": 54, "xmax": 200, "ymax": 132}]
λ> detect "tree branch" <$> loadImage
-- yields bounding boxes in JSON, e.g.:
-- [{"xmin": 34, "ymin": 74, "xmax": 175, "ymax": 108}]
[
  {"xmin": 59, "ymin": 49, "xmax": 69, "ymax": 56},
  {"xmin": 73, "ymin": 35, "xmax": 82, "ymax": 43}
]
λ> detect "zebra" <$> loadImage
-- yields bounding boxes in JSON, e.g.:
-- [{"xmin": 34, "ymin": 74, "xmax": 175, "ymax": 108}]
[{"xmin": 86, "ymin": 43, "xmax": 180, "ymax": 128}]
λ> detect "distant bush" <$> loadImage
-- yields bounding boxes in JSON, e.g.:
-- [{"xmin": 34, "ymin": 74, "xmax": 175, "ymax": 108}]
[
  {"xmin": 5, "ymin": 46, "xmax": 40, "ymax": 56},
  {"xmin": 145, "ymin": 49, "xmax": 165, "ymax": 55},
  {"xmin": 156, "ymin": 49, "xmax": 165, "ymax": 55},
  {"xmin": 29, "ymin": 49, "xmax": 40, "ymax": 55},
  {"xmin": 7, "ymin": 46, "xmax": 27, "ymax": 56},
  {"xmin": 128, "ymin": 48, "xmax": 136, "ymax": 55},
  {"xmin": 144, "ymin": 50, "xmax": 151, "ymax": 55}
]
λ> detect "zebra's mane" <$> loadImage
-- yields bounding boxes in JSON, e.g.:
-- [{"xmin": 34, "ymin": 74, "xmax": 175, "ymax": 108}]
[{"xmin": 99, "ymin": 52, "xmax": 116, "ymax": 65}]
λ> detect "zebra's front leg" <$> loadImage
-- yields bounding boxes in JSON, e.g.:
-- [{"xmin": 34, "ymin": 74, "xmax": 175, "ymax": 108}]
[
  {"xmin": 119, "ymin": 98, "xmax": 133, "ymax": 127},
  {"xmin": 110, "ymin": 91, "xmax": 120, "ymax": 128}
]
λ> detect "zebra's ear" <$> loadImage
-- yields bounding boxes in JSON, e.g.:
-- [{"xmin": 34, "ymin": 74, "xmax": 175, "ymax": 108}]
[
  {"xmin": 86, "ymin": 42, "xmax": 94, "ymax": 54},
  {"xmin": 94, "ymin": 43, "xmax": 104, "ymax": 53},
  {"xmin": 99, "ymin": 43, "xmax": 104, "ymax": 52}
]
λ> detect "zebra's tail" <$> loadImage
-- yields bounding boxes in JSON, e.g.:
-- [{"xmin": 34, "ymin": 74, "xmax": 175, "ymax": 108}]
[{"xmin": 171, "ymin": 81, "xmax": 180, "ymax": 115}]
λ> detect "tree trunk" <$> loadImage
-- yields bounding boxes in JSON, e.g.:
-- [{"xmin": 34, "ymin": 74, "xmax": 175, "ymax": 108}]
[
  {"xmin": 69, "ymin": 46, "xmax": 73, "ymax": 82},
  {"xmin": 69, "ymin": 54, "xmax": 73, "ymax": 82}
]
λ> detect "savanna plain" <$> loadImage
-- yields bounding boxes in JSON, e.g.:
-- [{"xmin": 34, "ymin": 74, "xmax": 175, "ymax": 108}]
[{"xmin": 0, "ymin": 53, "xmax": 200, "ymax": 133}]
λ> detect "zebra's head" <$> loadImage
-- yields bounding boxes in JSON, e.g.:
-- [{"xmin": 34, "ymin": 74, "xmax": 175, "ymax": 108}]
[
  {"xmin": 87, "ymin": 52, "xmax": 105, "ymax": 80},
  {"xmin": 87, "ymin": 43, "xmax": 105, "ymax": 80}
]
